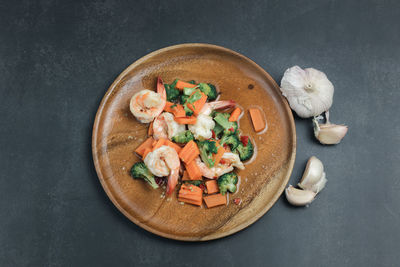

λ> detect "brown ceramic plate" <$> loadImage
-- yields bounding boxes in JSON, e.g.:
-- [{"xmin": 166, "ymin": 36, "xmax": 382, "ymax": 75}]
[{"xmin": 92, "ymin": 43, "xmax": 296, "ymax": 241}]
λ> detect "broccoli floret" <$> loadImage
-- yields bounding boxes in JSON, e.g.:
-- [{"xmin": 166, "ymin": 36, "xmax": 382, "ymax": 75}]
[
  {"xmin": 199, "ymin": 83, "xmax": 218, "ymax": 101},
  {"xmin": 234, "ymin": 138, "xmax": 254, "ymax": 161},
  {"xmin": 165, "ymin": 83, "xmax": 180, "ymax": 102},
  {"xmin": 183, "ymin": 87, "xmax": 197, "ymax": 96},
  {"xmin": 217, "ymin": 172, "xmax": 238, "ymax": 195},
  {"xmin": 183, "ymin": 103, "xmax": 194, "ymax": 116},
  {"xmin": 197, "ymin": 140, "xmax": 218, "ymax": 168},
  {"xmin": 172, "ymin": 130, "xmax": 194, "ymax": 143},
  {"xmin": 180, "ymin": 94, "xmax": 189, "ymax": 104},
  {"xmin": 185, "ymin": 180, "xmax": 202, "ymax": 186},
  {"xmin": 213, "ymin": 123, "xmax": 224, "ymax": 138},
  {"xmin": 220, "ymin": 134, "xmax": 240, "ymax": 151},
  {"xmin": 213, "ymin": 113, "xmax": 238, "ymax": 135},
  {"xmin": 130, "ymin": 162, "xmax": 158, "ymax": 189}
]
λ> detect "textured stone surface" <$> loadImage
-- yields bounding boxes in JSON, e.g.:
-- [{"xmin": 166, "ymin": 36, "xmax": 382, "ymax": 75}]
[{"xmin": 0, "ymin": 0, "xmax": 399, "ymax": 266}]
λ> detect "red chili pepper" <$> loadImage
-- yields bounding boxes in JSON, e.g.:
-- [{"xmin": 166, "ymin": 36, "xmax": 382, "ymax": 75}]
[
  {"xmin": 219, "ymin": 159, "xmax": 227, "ymax": 164},
  {"xmin": 211, "ymin": 130, "xmax": 216, "ymax": 139},
  {"xmin": 229, "ymin": 127, "xmax": 234, "ymax": 132},
  {"xmin": 240, "ymin": 136, "xmax": 249, "ymax": 146},
  {"xmin": 199, "ymin": 184, "xmax": 205, "ymax": 191},
  {"xmin": 233, "ymin": 198, "xmax": 242, "ymax": 205}
]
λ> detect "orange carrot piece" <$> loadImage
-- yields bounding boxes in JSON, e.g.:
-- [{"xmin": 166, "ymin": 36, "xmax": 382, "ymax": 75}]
[
  {"xmin": 148, "ymin": 121, "xmax": 153, "ymax": 136},
  {"xmin": 175, "ymin": 80, "xmax": 197, "ymax": 90},
  {"xmin": 179, "ymin": 140, "xmax": 200, "ymax": 163},
  {"xmin": 135, "ymin": 137, "xmax": 154, "ymax": 156},
  {"xmin": 249, "ymin": 108, "xmax": 265, "ymax": 132},
  {"xmin": 229, "ymin": 107, "xmax": 242, "ymax": 122},
  {"xmin": 182, "ymin": 171, "xmax": 190, "ymax": 181},
  {"xmin": 187, "ymin": 92, "xmax": 207, "ymax": 116},
  {"xmin": 152, "ymin": 138, "xmax": 167, "ymax": 150},
  {"xmin": 212, "ymin": 144, "xmax": 225, "ymax": 166},
  {"xmin": 178, "ymin": 184, "xmax": 202, "ymax": 206},
  {"xmin": 164, "ymin": 139, "xmax": 182, "ymax": 154},
  {"xmin": 203, "ymin": 194, "xmax": 227, "ymax": 208},
  {"xmin": 164, "ymin": 102, "xmax": 186, "ymax": 118},
  {"xmin": 142, "ymin": 147, "xmax": 152, "ymax": 159},
  {"xmin": 184, "ymin": 160, "xmax": 202, "ymax": 180},
  {"xmin": 174, "ymin": 116, "xmax": 197, "ymax": 125},
  {"xmin": 178, "ymin": 197, "xmax": 202, "ymax": 206},
  {"xmin": 164, "ymin": 101, "xmax": 175, "ymax": 113},
  {"xmin": 205, "ymin": 180, "xmax": 219, "ymax": 194}
]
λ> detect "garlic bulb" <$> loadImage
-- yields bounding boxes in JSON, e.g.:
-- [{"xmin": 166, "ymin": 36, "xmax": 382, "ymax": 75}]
[
  {"xmin": 298, "ymin": 156, "xmax": 327, "ymax": 193},
  {"xmin": 285, "ymin": 185, "xmax": 316, "ymax": 206},
  {"xmin": 280, "ymin": 66, "xmax": 334, "ymax": 118},
  {"xmin": 313, "ymin": 111, "xmax": 348, "ymax": 145}
]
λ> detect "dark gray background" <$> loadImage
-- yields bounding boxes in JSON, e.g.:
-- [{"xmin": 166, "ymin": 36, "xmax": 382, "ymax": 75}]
[{"xmin": 1, "ymin": 0, "xmax": 399, "ymax": 266}]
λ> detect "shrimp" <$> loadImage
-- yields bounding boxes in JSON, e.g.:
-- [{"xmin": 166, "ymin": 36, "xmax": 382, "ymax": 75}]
[
  {"xmin": 194, "ymin": 152, "xmax": 244, "ymax": 179},
  {"xmin": 153, "ymin": 112, "xmax": 186, "ymax": 140},
  {"xmin": 200, "ymin": 100, "xmax": 236, "ymax": 115},
  {"xmin": 130, "ymin": 76, "xmax": 167, "ymax": 123},
  {"xmin": 144, "ymin": 145, "xmax": 180, "ymax": 195}
]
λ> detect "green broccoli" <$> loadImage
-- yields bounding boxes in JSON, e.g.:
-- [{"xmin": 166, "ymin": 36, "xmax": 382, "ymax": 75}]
[
  {"xmin": 199, "ymin": 83, "xmax": 218, "ymax": 101},
  {"xmin": 183, "ymin": 103, "xmax": 194, "ymax": 116},
  {"xmin": 220, "ymin": 134, "xmax": 240, "ymax": 151},
  {"xmin": 180, "ymin": 94, "xmax": 189, "ymax": 104},
  {"xmin": 197, "ymin": 140, "xmax": 218, "ymax": 168},
  {"xmin": 186, "ymin": 89, "xmax": 202, "ymax": 103},
  {"xmin": 185, "ymin": 180, "xmax": 202, "ymax": 186},
  {"xmin": 183, "ymin": 87, "xmax": 197, "ymax": 96},
  {"xmin": 213, "ymin": 123, "xmax": 224, "ymax": 139},
  {"xmin": 217, "ymin": 172, "xmax": 238, "ymax": 195},
  {"xmin": 172, "ymin": 130, "xmax": 194, "ymax": 143},
  {"xmin": 213, "ymin": 112, "xmax": 238, "ymax": 135},
  {"xmin": 165, "ymin": 83, "xmax": 180, "ymax": 102},
  {"xmin": 234, "ymin": 138, "xmax": 254, "ymax": 161},
  {"xmin": 130, "ymin": 162, "xmax": 158, "ymax": 189}
]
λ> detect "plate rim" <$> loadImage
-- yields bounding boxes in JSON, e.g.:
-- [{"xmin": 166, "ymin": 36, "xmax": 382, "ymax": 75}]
[{"xmin": 92, "ymin": 43, "xmax": 296, "ymax": 241}]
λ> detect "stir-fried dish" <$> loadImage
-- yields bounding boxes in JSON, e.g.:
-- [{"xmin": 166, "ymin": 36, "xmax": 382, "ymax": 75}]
[{"xmin": 129, "ymin": 77, "xmax": 259, "ymax": 208}]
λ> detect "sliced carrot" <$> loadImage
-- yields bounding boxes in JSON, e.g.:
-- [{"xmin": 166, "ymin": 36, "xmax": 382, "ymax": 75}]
[
  {"xmin": 152, "ymin": 138, "xmax": 167, "ymax": 150},
  {"xmin": 179, "ymin": 140, "xmax": 200, "ymax": 163},
  {"xmin": 203, "ymin": 194, "xmax": 227, "ymax": 208},
  {"xmin": 178, "ymin": 184, "xmax": 202, "ymax": 206},
  {"xmin": 187, "ymin": 92, "xmax": 207, "ymax": 116},
  {"xmin": 135, "ymin": 137, "xmax": 154, "ymax": 156},
  {"xmin": 182, "ymin": 171, "xmax": 190, "ymax": 181},
  {"xmin": 174, "ymin": 116, "xmax": 197, "ymax": 125},
  {"xmin": 175, "ymin": 80, "xmax": 197, "ymax": 90},
  {"xmin": 229, "ymin": 107, "xmax": 241, "ymax": 122},
  {"xmin": 164, "ymin": 102, "xmax": 186, "ymax": 118},
  {"xmin": 178, "ymin": 197, "xmax": 202, "ymax": 206},
  {"xmin": 212, "ymin": 144, "xmax": 225, "ymax": 166},
  {"xmin": 164, "ymin": 101, "xmax": 175, "ymax": 113},
  {"xmin": 142, "ymin": 147, "xmax": 152, "ymax": 159},
  {"xmin": 148, "ymin": 121, "xmax": 153, "ymax": 136},
  {"xmin": 184, "ymin": 160, "xmax": 202, "ymax": 180},
  {"xmin": 249, "ymin": 108, "xmax": 265, "ymax": 132},
  {"xmin": 205, "ymin": 180, "xmax": 219, "ymax": 194},
  {"xmin": 164, "ymin": 139, "xmax": 182, "ymax": 154}
]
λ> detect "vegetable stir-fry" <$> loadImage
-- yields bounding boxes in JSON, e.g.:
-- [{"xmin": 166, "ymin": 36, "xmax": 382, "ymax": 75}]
[{"xmin": 129, "ymin": 77, "xmax": 257, "ymax": 208}]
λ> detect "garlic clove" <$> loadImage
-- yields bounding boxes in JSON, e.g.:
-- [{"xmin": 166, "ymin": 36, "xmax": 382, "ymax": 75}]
[
  {"xmin": 285, "ymin": 185, "xmax": 316, "ymax": 206},
  {"xmin": 314, "ymin": 121, "xmax": 348, "ymax": 145},
  {"xmin": 298, "ymin": 156, "xmax": 326, "ymax": 193}
]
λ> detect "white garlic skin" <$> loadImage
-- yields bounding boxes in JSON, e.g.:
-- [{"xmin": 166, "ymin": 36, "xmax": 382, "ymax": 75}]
[
  {"xmin": 280, "ymin": 66, "xmax": 334, "ymax": 118},
  {"xmin": 285, "ymin": 185, "xmax": 316, "ymax": 206},
  {"xmin": 298, "ymin": 156, "xmax": 327, "ymax": 193},
  {"xmin": 314, "ymin": 122, "xmax": 348, "ymax": 145}
]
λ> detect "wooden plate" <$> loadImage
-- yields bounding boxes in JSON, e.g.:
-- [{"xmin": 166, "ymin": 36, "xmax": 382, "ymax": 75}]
[{"xmin": 92, "ymin": 44, "xmax": 296, "ymax": 241}]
